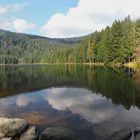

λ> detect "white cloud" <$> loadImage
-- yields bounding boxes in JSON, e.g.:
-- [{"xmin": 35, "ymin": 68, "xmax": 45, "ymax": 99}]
[
  {"xmin": 0, "ymin": 17, "xmax": 12, "ymax": 30},
  {"xmin": 43, "ymin": 88, "xmax": 116, "ymax": 123},
  {"xmin": 41, "ymin": 0, "xmax": 140, "ymax": 38},
  {"xmin": 7, "ymin": 2, "xmax": 30, "ymax": 12},
  {"xmin": 0, "ymin": 2, "xmax": 31, "ymax": 31},
  {"xmin": 16, "ymin": 95, "xmax": 37, "ymax": 107},
  {"xmin": 13, "ymin": 19, "xmax": 36, "ymax": 32},
  {"xmin": 0, "ymin": 5, "xmax": 7, "ymax": 15},
  {"xmin": 0, "ymin": 2, "xmax": 30, "ymax": 15}
]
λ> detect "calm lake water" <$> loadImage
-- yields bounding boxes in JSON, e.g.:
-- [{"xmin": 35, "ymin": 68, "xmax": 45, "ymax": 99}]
[{"xmin": 0, "ymin": 65, "xmax": 140, "ymax": 140}]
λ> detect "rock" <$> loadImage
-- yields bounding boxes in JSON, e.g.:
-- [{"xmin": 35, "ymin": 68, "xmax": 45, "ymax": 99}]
[
  {"xmin": 0, "ymin": 138, "xmax": 12, "ymax": 140},
  {"xmin": 135, "ymin": 133, "xmax": 140, "ymax": 140},
  {"xmin": 106, "ymin": 128, "xmax": 132, "ymax": 140},
  {"xmin": 39, "ymin": 127, "xmax": 80, "ymax": 140},
  {"xmin": 20, "ymin": 126, "xmax": 38, "ymax": 140},
  {"xmin": 0, "ymin": 117, "xmax": 28, "ymax": 137},
  {"xmin": 0, "ymin": 133, "xmax": 5, "ymax": 138},
  {"xmin": 134, "ymin": 126, "xmax": 140, "ymax": 137}
]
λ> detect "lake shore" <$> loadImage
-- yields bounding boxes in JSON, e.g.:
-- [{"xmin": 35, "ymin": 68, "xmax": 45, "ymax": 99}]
[
  {"xmin": 0, "ymin": 117, "xmax": 140, "ymax": 140},
  {"xmin": 0, "ymin": 117, "xmax": 80, "ymax": 140},
  {"xmin": 0, "ymin": 62, "xmax": 138, "ymax": 68}
]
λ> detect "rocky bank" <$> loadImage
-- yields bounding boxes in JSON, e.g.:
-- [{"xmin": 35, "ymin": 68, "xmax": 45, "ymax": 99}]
[
  {"xmin": 0, "ymin": 117, "xmax": 80, "ymax": 140},
  {"xmin": 0, "ymin": 117, "xmax": 140, "ymax": 140}
]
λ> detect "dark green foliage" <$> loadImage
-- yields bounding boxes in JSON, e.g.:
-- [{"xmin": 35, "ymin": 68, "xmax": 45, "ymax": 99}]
[
  {"xmin": 135, "ymin": 19, "xmax": 140, "ymax": 48},
  {"xmin": 88, "ymin": 16, "xmax": 136, "ymax": 64},
  {"xmin": 0, "ymin": 29, "xmax": 87, "ymax": 64}
]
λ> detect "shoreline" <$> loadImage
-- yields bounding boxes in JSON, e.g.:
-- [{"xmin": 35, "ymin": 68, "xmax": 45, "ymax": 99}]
[
  {"xmin": 0, "ymin": 62, "xmax": 138, "ymax": 68},
  {"xmin": 0, "ymin": 117, "xmax": 139, "ymax": 140}
]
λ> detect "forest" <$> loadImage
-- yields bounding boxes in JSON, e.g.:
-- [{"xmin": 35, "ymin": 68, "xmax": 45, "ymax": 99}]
[{"xmin": 0, "ymin": 16, "xmax": 140, "ymax": 64}]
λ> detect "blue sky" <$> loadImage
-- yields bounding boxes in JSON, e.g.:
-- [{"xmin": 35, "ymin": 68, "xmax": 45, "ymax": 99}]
[
  {"xmin": 0, "ymin": 0, "xmax": 77, "ymax": 25},
  {"xmin": 0, "ymin": 0, "xmax": 140, "ymax": 38},
  {"xmin": 0, "ymin": 0, "xmax": 78, "ymax": 35}
]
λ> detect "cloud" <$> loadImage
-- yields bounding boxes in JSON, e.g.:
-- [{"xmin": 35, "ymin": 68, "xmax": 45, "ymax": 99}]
[
  {"xmin": 0, "ymin": 17, "xmax": 12, "ymax": 30},
  {"xmin": 13, "ymin": 19, "xmax": 36, "ymax": 32},
  {"xmin": 0, "ymin": 5, "xmax": 7, "ymax": 15},
  {"xmin": 0, "ymin": 2, "xmax": 31, "ymax": 31},
  {"xmin": 7, "ymin": 2, "xmax": 30, "ymax": 12},
  {"xmin": 41, "ymin": 0, "xmax": 140, "ymax": 38},
  {"xmin": 0, "ymin": 2, "xmax": 30, "ymax": 15},
  {"xmin": 16, "ymin": 95, "xmax": 37, "ymax": 107},
  {"xmin": 43, "ymin": 88, "xmax": 116, "ymax": 123}
]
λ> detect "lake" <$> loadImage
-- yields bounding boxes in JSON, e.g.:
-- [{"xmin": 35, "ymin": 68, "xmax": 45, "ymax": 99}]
[{"xmin": 0, "ymin": 65, "xmax": 140, "ymax": 140}]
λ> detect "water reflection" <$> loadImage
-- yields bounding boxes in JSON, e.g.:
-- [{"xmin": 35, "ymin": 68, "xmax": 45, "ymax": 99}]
[
  {"xmin": 43, "ymin": 88, "xmax": 116, "ymax": 123},
  {"xmin": 0, "ymin": 87, "xmax": 140, "ymax": 139},
  {"xmin": 16, "ymin": 95, "xmax": 37, "ymax": 107},
  {"xmin": 0, "ymin": 65, "xmax": 140, "ymax": 139},
  {"xmin": 0, "ymin": 65, "xmax": 139, "ymax": 109}
]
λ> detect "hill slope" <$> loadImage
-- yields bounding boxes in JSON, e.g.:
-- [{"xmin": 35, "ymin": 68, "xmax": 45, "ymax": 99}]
[{"xmin": 0, "ymin": 29, "xmax": 87, "ymax": 64}]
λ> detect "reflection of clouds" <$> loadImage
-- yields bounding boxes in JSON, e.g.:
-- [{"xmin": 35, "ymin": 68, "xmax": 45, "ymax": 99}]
[
  {"xmin": 0, "ymin": 98, "xmax": 15, "ymax": 116},
  {"xmin": 43, "ymin": 88, "xmax": 116, "ymax": 123},
  {"xmin": 70, "ymin": 105, "xmax": 115, "ymax": 123},
  {"xmin": 114, "ymin": 106, "xmax": 140, "ymax": 125},
  {"xmin": 93, "ymin": 106, "xmax": 140, "ymax": 138},
  {"xmin": 0, "ymin": 94, "xmax": 37, "ymax": 108},
  {"xmin": 16, "ymin": 95, "xmax": 36, "ymax": 107},
  {"xmin": 0, "ymin": 98, "xmax": 14, "ymax": 106}
]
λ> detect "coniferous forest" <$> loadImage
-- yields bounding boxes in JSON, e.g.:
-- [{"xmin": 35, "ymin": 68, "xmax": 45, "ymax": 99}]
[{"xmin": 0, "ymin": 16, "xmax": 140, "ymax": 64}]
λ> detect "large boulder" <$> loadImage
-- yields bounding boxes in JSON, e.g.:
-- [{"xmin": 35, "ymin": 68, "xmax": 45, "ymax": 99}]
[
  {"xmin": 39, "ymin": 127, "xmax": 80, "ymax": 140},
  {"xmin": 20, "ymin": 126, "xmax": 38, "ymax": 140},
  {"xmin": 135, "ymin": 133, "xmax": 140, "ymax": 140},
  {"xmin": 106, "ymin": 128, "xmax": 132, "ymax": 140},
  {"xmin": 0, "ymin": 117, "xmax": 28, "ymax": 137},
  {"xmin": 134, "ymin": 126, "xmax": 140, "ymax": 137},
  {"xmin": 134, "ymin": 126, "xmax": 140, "ymax": 140}
]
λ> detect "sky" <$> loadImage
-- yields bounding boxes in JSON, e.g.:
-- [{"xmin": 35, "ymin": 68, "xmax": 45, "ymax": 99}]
[{"xmin": 0, "ymin": 0, "xmax": 140, "ymax": 38}]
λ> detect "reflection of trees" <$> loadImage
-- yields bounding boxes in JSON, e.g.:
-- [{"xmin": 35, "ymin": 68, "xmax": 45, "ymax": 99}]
[
  {"xmin": 90, "ymin": 67, "xmax": 140, "ymax": 109},
  {"xmin": 0, "ymin": 65, "xmax": 140, "ymax": 109},
  {"xmin": 0, "ymin": 65, "xmax": 88, "ymax": 97}
]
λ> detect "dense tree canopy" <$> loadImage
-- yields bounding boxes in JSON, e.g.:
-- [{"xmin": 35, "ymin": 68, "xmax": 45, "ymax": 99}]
[
  {"xmin": 0, "ymin": 29, "xmax": 87, "ymax": 64},
  {"xmin": 88, "ymin": 16, "xmax": 136, "ymax": 64}
]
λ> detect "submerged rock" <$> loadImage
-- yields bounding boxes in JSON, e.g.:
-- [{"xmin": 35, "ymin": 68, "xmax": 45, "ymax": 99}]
[
  {"xmin": 0, "ymin": 132, "xmax": 5, "ymax": 138},
  {"xmin": 20, "ymin": 126, "xmax": 38, "ymax": 140},
  {"xmin": 106, "ymin": 128, "xmax": 132, "ymax": 140},
  {"xmin": 0, "ymin": 117, "xmax": 28, "ymax": 137},
  {"xmin": 39, "ymin": 127, "xmax": 80, "ymax": 140},
  {"xmin": 0, "ymin": 138, "xmax": 12, "ymax": 140}
]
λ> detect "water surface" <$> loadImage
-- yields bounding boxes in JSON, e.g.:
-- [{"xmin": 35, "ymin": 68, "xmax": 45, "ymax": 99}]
[{"xmin": 0, "ymin": 65, "xmax": 140, "ymax": 140}]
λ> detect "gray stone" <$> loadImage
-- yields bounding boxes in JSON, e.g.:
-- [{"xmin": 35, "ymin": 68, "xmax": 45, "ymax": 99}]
[
  {"xmin": 0, "ymin": 117, "xmax": 28, "ymax": 137},
  {"xmin": 0, "ymin": 138, "xmax": 12, "ymax": 140},
  {"xmin": 20, "ymin": 126, "xmax": 38, "ymax": 140},
  {"xmin": 39, "ymin": 127, "xmax": 80, "ymax": 140},
  {"xmin": 106, "ymin": 128, "xmax": 132, "ymax": 140},
  {"xmin": 134, "ymin": 126, "xmax": 140, "ymax": 137},
  {"xmin": 135, "ymin": 133, "xmax": 140, "ymax": 140}
]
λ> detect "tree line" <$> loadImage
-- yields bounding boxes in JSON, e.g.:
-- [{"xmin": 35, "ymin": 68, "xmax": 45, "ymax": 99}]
[{"xmin": 87, "ymin": 16, "xmax": 140, "ymax": 64}]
